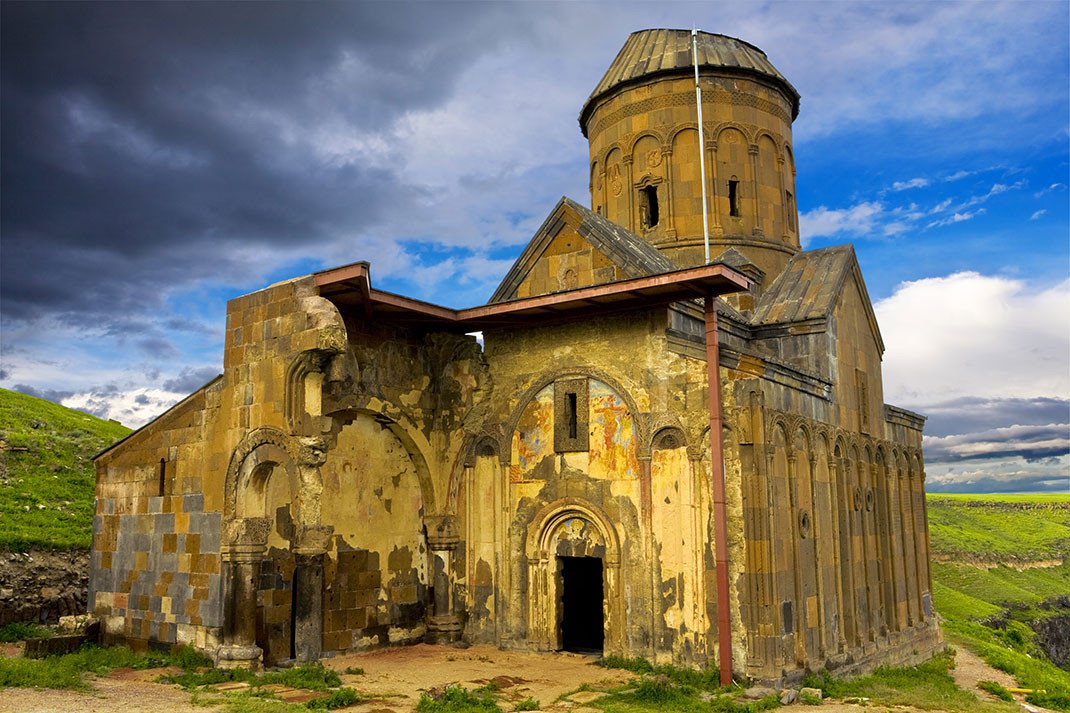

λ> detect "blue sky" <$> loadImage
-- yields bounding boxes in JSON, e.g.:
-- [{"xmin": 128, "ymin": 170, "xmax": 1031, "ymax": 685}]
[{"xmin": 1, "ymin": 1, "xmax": 1067, "ymax": 492}]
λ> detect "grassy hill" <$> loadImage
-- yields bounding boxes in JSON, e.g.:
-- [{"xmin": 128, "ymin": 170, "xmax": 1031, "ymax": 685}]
[
  {"xmin": 0, "ymin": 388, "xmax": 131, "ymax": 550},
  {"xmin": 928, "ymin": 493, "xmax": 1070, "ymax": 711}
]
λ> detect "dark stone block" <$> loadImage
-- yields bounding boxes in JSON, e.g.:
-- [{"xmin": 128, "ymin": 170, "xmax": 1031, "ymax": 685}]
[
  {"xmin": 25, "ymin": 634, "xmax": 87, "ymax": 658},
  {"xmin": 183, "ymin": 493, "xmax": 204, "ymax": 513}
]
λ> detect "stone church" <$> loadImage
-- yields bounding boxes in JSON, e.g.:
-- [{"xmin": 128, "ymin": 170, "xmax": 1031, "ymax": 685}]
[{"xmin": 91, "ymin": 29, "xmax": 942, "ymax": 682}]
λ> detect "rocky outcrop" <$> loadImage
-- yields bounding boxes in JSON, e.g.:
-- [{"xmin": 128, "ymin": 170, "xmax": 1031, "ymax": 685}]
[{"xmin": 0, "ymin": 548, "xmax": 89, "ymax": 625}]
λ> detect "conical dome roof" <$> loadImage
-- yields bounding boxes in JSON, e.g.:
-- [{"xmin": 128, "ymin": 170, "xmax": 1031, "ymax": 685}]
[{"xmin": 579, "ymin": 29, "xmax": 800, "ymax": 134}]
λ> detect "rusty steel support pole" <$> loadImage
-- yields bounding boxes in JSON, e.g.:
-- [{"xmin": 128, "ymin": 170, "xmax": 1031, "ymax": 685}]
[{"xmin": 705, "ymin": 295, "xmax": 733, "ymax": 686}]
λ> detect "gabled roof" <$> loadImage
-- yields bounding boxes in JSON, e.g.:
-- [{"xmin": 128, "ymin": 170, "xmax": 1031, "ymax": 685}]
[
  {"xmin": 488, "ymin": 196, "xmax": 676, "ymax": 304},
  {"xmin": 750, "ymin": 245, "xmax": 885, "ymax": 354},
  {"xmin": 580, "ymin": 29, "xmax": 800, "ymax": 133}
]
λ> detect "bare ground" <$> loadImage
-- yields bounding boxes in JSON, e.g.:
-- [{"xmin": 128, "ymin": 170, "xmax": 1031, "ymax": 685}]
[{"xmin": 0, "ymin": 642, "xmax": 1055, "ymax": 713}]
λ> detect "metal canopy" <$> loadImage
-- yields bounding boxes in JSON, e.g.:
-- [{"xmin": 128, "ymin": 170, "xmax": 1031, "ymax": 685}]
[{"xmin": 314, "ymin": 261, "xmax": 751, "ymax": 330}]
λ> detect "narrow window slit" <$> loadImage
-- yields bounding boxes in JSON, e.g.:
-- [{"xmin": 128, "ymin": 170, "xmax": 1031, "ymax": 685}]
[
  {"xmin": 729, "ymin": 179, "xmax": 740, "ymax": 217},
  {"xmin": 639, "ymin": 185, "xmax": 659, "ymax": 228},
  {"xmin": 567, "ymin": 392, "xmax": 578, "ymax": 439},
  {"xmin": 158, "ymin": 458, "xmax": 167, "ymax": 497}
]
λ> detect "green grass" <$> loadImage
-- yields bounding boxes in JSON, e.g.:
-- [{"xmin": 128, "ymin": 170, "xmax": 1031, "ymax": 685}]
[
  {"xmin": 929, "ymin": 493, "xmax": 1070, "ymax": 503},
  {"xmin": 931, "ymin": 561, "xmax": 1070, "ymax": 610},
  {"xmin": 593, "ymin": 679, "xmax": 778, "ymax": 713},
  {"xmin": 926, "ymin": 493, "xmax": 1070, "ymax": 712},
  {"xmin": 0, "ymin": 621, "xmax": 54, "ymax": 642},
  {"xmin": 927, "ymin": 496, "xmax": 1070, "ymax": 562},
  {"xmin": 0, "ymin": 388, "xmax": 131, "ymax": 550},
  {"xmin": 803, "ymin": 651, "xmax": 1014, "ymax": 713},
  {"xmin": 978, "ymin": 680, "xmax": 1013, "ymax": 701},
  {"xmin": 595, "ymin": 654, "xmax": 730, "ymax": 691},
  {"xmin": 0, "ymin": 643, "xmax": 211, "ymax": 690}
]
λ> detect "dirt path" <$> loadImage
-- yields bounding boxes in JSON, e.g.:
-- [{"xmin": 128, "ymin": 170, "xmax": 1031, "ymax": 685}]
[
  {"xmin": 323, "ymin": 643, "xmax": 634, "ymax": 712},
  {"xmin": 0, "ymin": 676, "xmax": 204, "ymax": 713}
]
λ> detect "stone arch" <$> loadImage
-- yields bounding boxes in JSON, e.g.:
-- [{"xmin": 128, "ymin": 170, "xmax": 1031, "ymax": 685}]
[
  {"xmin": 526, "ymin": 498, "xmax": 622, "ymax": 565},
  {"xmin": 627, "ymin": 129, "xmax": 667, "ymax": 155},
  {"xmin": 523, "ymin": 497, "xmax": 624, "ymax": 653},
  {"xmin": 712, "ymin": 121, "xmax": 753, "ymax": 143},
  {"xmin": 224, "ymin": 427, "xmax": 299, "ymax": 520},
  {"xmin": 325, "ymin": 407, "xmax": 438, "ymax": 514},
  {"xmin": 504, "ymin": 367, "xmax": 647, "ymax": 454},
  {"xmin": 652, "ymin": 425, "xmax": 688, "ymax": 451},
  {"xmin": 667, "ymin": 122, "xmax": 699, "ymax": 144},
  {"xmin": 752, "ymin": 129, "xmax": 782, "ymax": 153}
]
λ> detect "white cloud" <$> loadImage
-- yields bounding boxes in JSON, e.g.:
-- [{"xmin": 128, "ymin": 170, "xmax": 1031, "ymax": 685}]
[
  {"xmin": 890, "ymin": 177, "xmax": 929, "ymax": 191},
  {"xmin": 62, "ymin": 387, "xmax": 186, "ymax": 429},
  {"xmin": 925, "ymin": 456, "xmax": 1070, "ymax": 493},
  {"xmin": 925, "ymin": 208, "xmax": 985, "ymax": 229},
  {"xmin": 875, "ymin": 272, "xmax": 1070, "ymax": 407},
  {"xmin": 799, "ymin": 202, "xmax": 883, "ymax": 245},
  {"xmin": 1031, "ymin": 209, "xmax": 1047, "ymax": 220},
  {"xmin": 1034, "ymin": 182, "xmax": 1067, "ymax": 198}
]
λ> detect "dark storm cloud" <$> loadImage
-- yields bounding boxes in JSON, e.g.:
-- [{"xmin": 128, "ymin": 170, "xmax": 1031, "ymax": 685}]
[
  {"xmin": 13, "ymin": 383, "xmax": 74, "ymax": 404},
  {"xmin": 136, "ymin": 337, "xmax": 180, "ymax": 359},
  {"xmin": 1, "ymin": 2, "xmax": 523, "ymax": 324},
  {"xmin": 920, "ymin": 396, "xmax": 1070, "ymax": 437},
  {"xmin": 923, "ymin": 423, "xmax": 1070, "ymax": 464},
  {"xmin": 162, "ymin": 366, "xmax": 221, "ymax": 394}
]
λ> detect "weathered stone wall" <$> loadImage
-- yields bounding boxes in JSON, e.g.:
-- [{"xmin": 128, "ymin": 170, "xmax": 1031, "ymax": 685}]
[
  {"xmin": 91, "ymin": 376, "xmax": 224, "ymax": 652},
  {"xmin": 0, "ymin": 549, "xmax": 89, "ymax": 626},
  {"xmin": 452, "ymin": 307, "xmax": 723, "ymax": 667}
]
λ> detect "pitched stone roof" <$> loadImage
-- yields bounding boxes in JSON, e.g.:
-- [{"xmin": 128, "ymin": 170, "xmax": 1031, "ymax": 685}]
[
  {"xmin": 580, "ymin": 29, "xmax": 800, "ymax": 132},
  {"xmin": 750, "ymin": 244, "xmax": 884, "ymax": 353},
  {"xmin": 488, "ymin": 197, "xmax": 676, "ymax": 304}
]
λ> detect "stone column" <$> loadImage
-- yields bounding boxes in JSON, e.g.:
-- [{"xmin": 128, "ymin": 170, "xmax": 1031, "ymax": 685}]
[
  {"xmin": 293, "ymin": 525, "xmax": 332, "ymax": 663},
  {"xmin": 425, "ymin": 515, "xmax": 462, "ymax": 644},
  {"xmin": 748, "ymin": 144, "xmax": 763, "ymax": 236},
  {"xmin": 660, "ymin": 144, "xmax": 676, "ymax": 239},
  {"xmin": 219, "ymin": 517, "xmax": 271, "ymax": 670},
  {"xmin": 708, "ymin": 140, "xmax": 723, "ymax": 236}
]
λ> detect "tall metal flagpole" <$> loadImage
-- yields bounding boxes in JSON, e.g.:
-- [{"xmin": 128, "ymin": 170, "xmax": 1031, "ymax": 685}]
[{"xmin": 693, "ymin": 29, "xmax": 710, "ymax": 264}]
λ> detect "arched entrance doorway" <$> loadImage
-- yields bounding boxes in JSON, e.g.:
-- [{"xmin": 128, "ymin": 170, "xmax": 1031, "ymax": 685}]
[{"xmin": 525, "ymin": 499, "xmax": 623, "ymax": 655}]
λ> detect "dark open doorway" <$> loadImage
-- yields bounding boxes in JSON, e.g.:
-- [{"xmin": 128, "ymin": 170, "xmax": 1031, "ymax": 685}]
[{"xmin": 559, "ymin": 556, "xmax": 604, "ymax": 654}]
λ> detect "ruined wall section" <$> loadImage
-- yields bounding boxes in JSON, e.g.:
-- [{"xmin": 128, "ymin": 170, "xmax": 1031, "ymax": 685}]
[
  {"xmin": 314, "ymin": 314, "xmax": 488, "ymax": 655},
  {"xmin": 91, "ymin": 377, "xmax": 224, "ymax": 651}
]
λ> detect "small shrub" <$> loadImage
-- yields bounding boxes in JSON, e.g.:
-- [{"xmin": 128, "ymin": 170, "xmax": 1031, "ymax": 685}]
[
  {"xmin": 515, "ymin": 697, "xmax": 540, "ymax": 711},
  {"xmin": 800, "ymin": 691, "xmax": 823, "ymax": 705},
  {"xmin": 342, "ymin": 665, "xmax": 364, "ymax": 675},
  {"xmin": 709, "ymin": 694, "xmax": 782, "ymax": 713},
  {"xmin": 305, "ymin": 687, "xmax": 362, "ymax": 709},
  {"xmin": 0, "ymin": 620, "xmax": 53, "ymax": 642},
  {"xmin": 260, "ymin": 661, "xmax": 342, "ymax": 691},
  {"xmin": 416, "ymin": 684, "xmax": 502, "ymax": 712},
  {"xmin": 977, "ymin": 680, "xmax": 1013, "ymax": 701},
  {"xmin": 596, "ymin": 654, "xmax": 729, "ymax": 692},
  {"xmin": 596, "ymin": 654, "xmax": 653, "ymax": 674}
]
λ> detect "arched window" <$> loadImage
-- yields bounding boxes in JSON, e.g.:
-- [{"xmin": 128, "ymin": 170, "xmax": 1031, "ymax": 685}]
[{"xmin": 639, "ymin": 185, "xmax": 659, "ymax": 229}]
